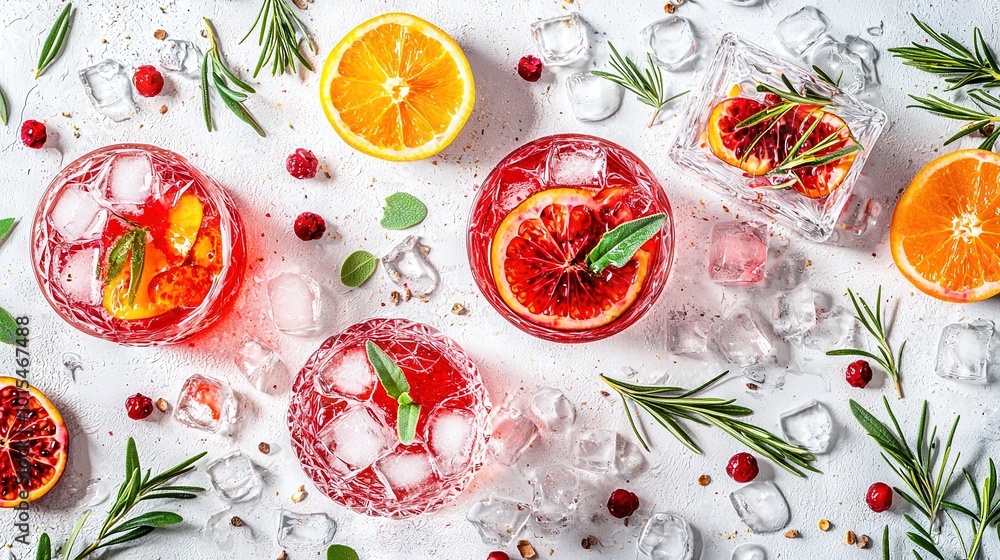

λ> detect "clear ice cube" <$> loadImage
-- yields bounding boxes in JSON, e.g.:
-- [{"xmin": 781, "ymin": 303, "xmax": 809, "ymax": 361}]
[
  {"xmin": 546, "ymin": 141, "xmax": 607, "ymax": 187},
  {"xmin": 58, "ymin": 246, "xmax": 102, "ymax": 304},
  {"xmin": 267, "ymin": 272, "xmax": 322, "ymax": 336},
  {"xmin": 382, "ymin": 236, "xmax": 439, "ymax": 298},
  {"xmin": 528, "ymin": 387, "xmax": 576, "ymax": 433},
  {"xmin": 202, "ymin": 510, "xmax": 251, "ymax": 551},
  {"xmin": 769, "ymin": 285, "xmax": 816, "ymax": 338},
  {"xmin": 466, "ymin": 496, "xmax": 531, "ymax": 546},
  {"xmin": 317, "ymin": 406, "xmax": 395, "ymax": 475},
  {"xmin": 489, "ymin": 401, "xmax": 538, "ymax": 466},
  {"xmin": 712, "ymin": 312, "xmax": 774, "ymax": 367},
  {"xmin": 79, "ymin": 60, "xmax": 136, "ymax": 122},
  {"xmin": 775, "ymin": 7, "xmax": 830, "ymax": 56},
  {"xmin": 566, "ymin": 72, "xmax": 623, "ymax": 122},
  {"xmin": 159, "ymin": 39, "xmax": 202, "ymax": 77},
  {"xmin": 936, "ymin": 320, "xmax": 994, "ymax": 383},
  {"xmin": 572, "ymin": 429, "xmax": 617, "ymax": 474},
  {"xmin": 375, "ymin": 449, "xmax": 436, "ymax": 502},
  {"xmin": 779, "ymin": 400, "xmax": 835, "ymax": 454},
  {"xmin": 638, "ymin": 512, "xmax": 694, "ymax": 560},
  {"xmin": 530, "ymin": 13, "xmax": 589, "ymax": 66},
  {"xmin": 730, "ymin": 481, "xmax": 790, "ymax": 533},
  {"xmin": 529, "ymin": 466, "xmax": 581, "ymax": 535},
  {"xmin": 276, "ymin": 510, "xmax": 337, "ymax": 549},
  {"xmin": 766, "ymin": 251, "xmax": 807, "ymax": 290},
  {"xmin": 641, "ymin": 16, "xmax": 697, "ymax": 70},
  {"xmin": 804, "ymin": 37, "xmax": 868, "ymax": 95},
  {"xmin": 425, "ymin": 405, "xmax": 477, "ymax": 475},
  {"xmin": 836, "ymin": 195, "xmax": 882, "ymax": 236},
  {"xmin": 315, "ymin": 347, "xmax": 375, "ymax": 400},
  {"xmin": 708, "ymin": 221, "xmax": 769, "ymax": 285},
  {"xmin": 733, "ymin": 543, "xmax": 769, "ymax": 560},
  {"xmin": 49, "ymin": 187, "xmax": 107, "ymax": 242},
  {"xmin": 615, "ymin": 437, "xmax": 647, "ymax": 479},
  {"xmin": 106, "ymin": 154, "xmax": 156, "ymax": 205},
  {"xmin": 803, "ymin": 304, "xmax": 855, "ymax": 350},
  {"xmin": 174, "ymin": 374, "xmax": 237, "ymax": 434},
  {"xmin": 206, "ymin": 451, "xmax": 263, "ymax": 504},
  {"xmin": 667, "ymin": 309, "xmax": 712, "ymax": 355},
  {"xmin": 234, "ymin": 336, "xmax": 289, "ymax": 394}
]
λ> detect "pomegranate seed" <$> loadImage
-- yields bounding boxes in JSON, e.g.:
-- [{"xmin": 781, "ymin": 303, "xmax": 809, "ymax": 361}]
[
  {"xmin": 607, "ymin": 488, "xmax": 639, "ymax": 518},
  {"xmin": 125, "ymin": 393, "xmax": 154, "ymax": 420},
  {"xmin": 132, "ymin": 65, "xmax": 164, "ymax": 97},
  {"xmin": 286, "ymin": 148, "xmax": 318, "ymax": 179},
  {"xmin": 846, "ymin": 360, "xmax": 873, "ymax": 388},
  {"xmin": 517, "ymin": 55, "xmax": 543, "ymax": 82},
  {"xmin": 866, "ymin": 482, "xmax": 893, "ymax": 512},
  {"xmin": 294, "ymin": 212, "xmax": 326, "ymax": 241},
  {"xmin": 20, "ymin": 120, "xmax": 47, "ymax": 149},
  {"xmin": 486, "ymin": 553, "xmax": 509, "ymax": 560},
  {"xmin": 726, "ymin": 452, "xmax": 759, "ymax": 483}
]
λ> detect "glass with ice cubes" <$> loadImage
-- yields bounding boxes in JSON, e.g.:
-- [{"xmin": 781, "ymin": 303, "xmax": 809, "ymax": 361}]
[
  {"xmin": 287, "ymin": 318, "xmax": 491, "ymax": 518},
  {"xmin": 30, "ymin": 144, "xmax": 246, "ymax": 345}
]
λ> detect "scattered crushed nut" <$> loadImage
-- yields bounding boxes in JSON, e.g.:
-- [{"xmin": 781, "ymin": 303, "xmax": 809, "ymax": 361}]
[
  {"xmin": 698, "ymin": 474, "xmax": 712, "ymax": 486},
  {"xmin": 258, "ymin": 442, "xmax": 271, "ymax": 454},
  {"xmin": 856, "ymin": 534, "xmax": 870, "ymax": 549},
  {"xmin": 818, "ymin": 518, "xmax": 831, "ymax": 531},
  {"xmin": 389, "ymin": 291, "xmax": 401, "ymax": 305},
  {"xmin": 403, "ymin": 287, "xmax": 412, "ymax": 302},
  {"xmin": 291, "ymin": 485, "xmax": 307, "ymax": 503},
  {"xmin": 845, "ymin": 530, "xmax": 856, "ymax": 545},
  {"xmin": 452, "ymin": 302, "xmax": 467, "ymax": 315},
  {"xmin": 981, "ymin": 123, "xmax": 996, "ymax": 137},
  {"xmin": 276, "ymin": 552, "xmax": 288, "ymax": 560},
  {"xmin": 153, "ymin": 29, "xmax": 167, "ymax": 40},
  {"xmin": 784, "ymin": 529, "xmax": 800, "ymax": 539},
  {"xmin": 746, "ymin": 383, "xmax": 759, "ymax": 391},
  {"xmin": 323, "ymin": 169, "xmax": 332, "ymax": 179},
  {"xmin": 580, "ymin": 535, "xmax": 600, "ymax": 549},
  {"xmin": 230, "ymin": 516, "xmax": 245, "ymax": 527},
  {"xmin": 516, "ymin": 539, "xmax": 537, "ymax": 559},
  {"xmin": 159, "ymin": 105, "xmax": 168, "ymax": 114},
  {"xmin": 292, "ymin": 0, "xmax": 308, "ymax": 8},
  {"xmin": 599, "ymin": 390, "xmax": 610, "ymax": 397},
  {"xmin": 154, "ymin": 398, "xmax": 169, "ymax": 412},
  {"xmin": 100, "ymin": 38, "xmax": 107, "ymax": 44},
  {"xmin": 61, "ymin": 112, "xmax": 71, "ymax": 118},
  {"xmin": 664, "ymin": 3, "xmax": 675, "ymax": 13}
]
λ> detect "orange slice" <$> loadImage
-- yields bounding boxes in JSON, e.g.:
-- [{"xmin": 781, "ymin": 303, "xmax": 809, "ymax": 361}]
[
  {"xmin": 164, "ymin": 193, "xmax": 204, "ymax": 260},
  {"xmin": 0, "ymin": 378, "xmax": 69, "ymax": 507},
  {"xmin": 103, "ymin": 243, "xmax": 173, "ymax": 320},
  {"xmin": 890, "ymin": 149, "xmax": 1000, "ymax": 302},
  {"xmin": 319, "ymin": 13, "xmax": 475, "ymax": 161}
]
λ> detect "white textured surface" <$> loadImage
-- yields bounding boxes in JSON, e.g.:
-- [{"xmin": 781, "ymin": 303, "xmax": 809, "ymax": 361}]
[{"xmin": 2, "ymin": 0, "xmax": 1000, "ymax": 559}]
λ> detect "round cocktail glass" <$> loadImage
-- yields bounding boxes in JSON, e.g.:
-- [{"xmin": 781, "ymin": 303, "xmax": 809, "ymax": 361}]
[
  {"xmin": 288, "ymin": 318, "xmax": 491, "ymax": 518},
  {"xmin": 31, "ymin": 144, "xmax": 246, "ymax": 345},
  {"xmin": 468, "ymin": 134, "xmax": 674, "ymax": 343}
]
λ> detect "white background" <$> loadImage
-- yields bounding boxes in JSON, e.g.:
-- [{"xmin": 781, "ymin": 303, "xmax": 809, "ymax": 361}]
[{"xmin": 3, "ymin": 0, "xmax": 1000, "ymax": 559}]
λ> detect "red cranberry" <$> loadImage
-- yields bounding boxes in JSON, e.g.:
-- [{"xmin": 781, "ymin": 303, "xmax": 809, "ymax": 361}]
[
  {"xmin": 286, "ymin": 148, "xmax": 318, "ymax": 179},
  {"xmin": 20, "ymin": 120, "xmax": 47, "ymax": 149},
  {"xmin": 132, "ymin": 65, "xmax": 164, "ymax": 97},
  {"xmin": 486, "ymin": 553, "xmax": 509, "ymax": 560},
  {"xmin": 607, "ymin": 488, "xmax": 639, "ymax": 518},
  {"xmin": 125, "ymin": 393, "xmax": 154, "ymax": 420},
  {"xmin": 846, "ymin": 360, "xmax": 873, "ymax": 388},
  {"xmin": 294, "ymin": 212, "xmax": 326, "ymax": 241},
  {"xmin": 517, "ymin": 55, "xmax": 543, "ymax": 82},
  {"xmin": 726, "ymin": 452, "xmax": 759, "ymax": 483},
  {"xmin": 866, "ymin": 482, "xmax": 893, "ymax": 512}
]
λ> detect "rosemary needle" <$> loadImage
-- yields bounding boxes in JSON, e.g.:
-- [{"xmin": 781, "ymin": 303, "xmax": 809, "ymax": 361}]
[
  {"xmin": 242, "ymin": 0, "xmax": 317, "ymax": 77},
  {"xmin": 889, "ymin": 14, "xmax": 1000, "ymax": 90}
]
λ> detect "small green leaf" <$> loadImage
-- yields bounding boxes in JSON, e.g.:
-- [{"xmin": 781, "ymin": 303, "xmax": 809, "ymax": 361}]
[
  {"xmin": 127, "ymin": 230, "xmax": 146, "ymax": 305},
  {"xmin": 327, "ymin": 544, "xmax": 360, "ymax": 560},
  {"xmin": 0, "ymin": 218, "xmax": 16, "ymax": 246},
  {"xmin": 585, "ymin": 213, "xmax": 666, "ymax": 274},
  {"xmin": 366, "ymin": 340, "xmax": 410, "ymax": 400},
  {"xmin": 0, "ymin": 307, "xmax": 18, "ymax": 346},
  {"xmin": 94, "ymin": 526, "xmax": 155, "ymax": 550},
  {"xmin": 106, "ymin": 511, "xmax": 182, "ymax": 536},
  {"xmin": 396, "ymin": 402, "xmax": 420, "ymax": 445},
  {"xmin": 0, "ymin": 88, "xmax": 8, "ymax": 126},
  {"xmin": 340, "ymin": 250, "xmax": 377, "ymax": 288},
  {"xmin": 125, "ymin": 437, "xmax": 140, "ymax": 482},
  {"xmin": 380, "ymin": 192, "xmax": 427, "ymax": 230},
  {"xmin": 35, "ymin": 533, "xmax": 51, "ymax": 560},
  {"xmin": 35, "ymin": 3, "xmax": 73, "ymax": 79},
  {"xmin": 398, "ymin": 392, "xmax": 413, "ymax": 406}
]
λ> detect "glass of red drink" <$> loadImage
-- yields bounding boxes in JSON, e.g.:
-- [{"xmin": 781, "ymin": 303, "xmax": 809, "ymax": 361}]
[
  {"xmin": 468, "ymin": 134, "xmax": 674, "ymax": 343},
  {"xmin": 30, "ymin": 144, "xmax": 246, "ymax": 345},
  {"xmin": 288, "ymin": 318, "xmax": 491, "ymax": 518}
]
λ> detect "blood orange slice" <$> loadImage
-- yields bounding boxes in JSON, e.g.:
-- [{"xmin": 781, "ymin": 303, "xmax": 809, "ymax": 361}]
[
  {"xmin": 707, "ymin": 98, "xmax": 779, "ymax": 175},
  {"xmin": 0, "ymin": 378, "xmax": 69, "ymax": 507},
  {"xmin": 780, "ymin": 106, "xmax": 859, "ymax": 199},
  {"xmin": 490, "ymin": 187, "xmax": 653, "ymax": 331}
]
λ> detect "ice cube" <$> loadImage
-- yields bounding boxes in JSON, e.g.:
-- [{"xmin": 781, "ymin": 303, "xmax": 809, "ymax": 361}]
[
  {"xmin": 106, "ymin": 154, "xmax": 156, "ymax": 205},
  {"xmin": 708, "ymin": 221, "xmax": 769, "ymax": 285},
  {"xmin": 381, "ymin": 236, "xmax": 439, "ymax": 298},
  {"xmin": 466, "ymin": 496, "xmax": 531, "ymax": 546},
  {"xmin": 79, "ymin": 60, "xmax": 136, "ymax": 122},
  {"xmin": 615, "ymin": 437, "xmax": 647, "ymax": 479},
  {"xmin": 425, "ymin": 406, "xmax": 477, "ymax": 475},
  {"xmin": 49, "ymin": 187, "xmax": 107, "ymax": 242},
  {"xmin": 730, "ymin": 481, "xmax": 790, "ymax": 533},
  {"xmin": 667, "ymin": 309, "xmax": 712, "ymax": 355},
  {"xmin": 641, "ymin": 16, "xmax": 697, "ymax": 70},
  {"xmin": 767, "ymin": 251, "xmax": 807, "ymax": 290},
  {"xmin": 202, "ymin": 510, "xmax": 252, "ymax": 551},
  {"xmin": 530, "ymin": 13, "xmax": 589, "ymax": 66},
  {"xmin": 529, "ymin": 466, "xmax": 581, "ymax": 535},
  {"xmin": 846, "ymin": 35, "xmax": 881, "ymax": 86},
  {"xmin": 638, "ymin": 512, "xmax": 694, "ymax": 560},
  {"xmin": 712, "ymin": 312, "xmax": 774, "ymax": 367},
  {"xmin": 234, "ymin": 336, "xmax": 289, "ymax": 394},
  {"xmin": 317, "ymin": 406, "xmax": 395, "ymax": 475},
  {"xmin": 174, "ymin": 374, "xmax": 237, "ymax": 434},
  {"xmin": 936, "ymin": 320, "xmax": 994, "ymax": 383},
  {"xmin": 775, "ymin": 7, "xmax": 830, "ymax": 56},
  {"xmin": 58, "ymin": 246, "xmax": 102, "ymax": 304},
  {"xmin": 528, "ymin": 387, "xmax": 576, "ymax": 433},
  {"xmin": 267, "ymin": 272, "xmax": 322, "ymax": 336},
  {"xmin": 836, "ymin": 195, "xmax": 882, "ymax": 236},
  {"xmin": 572, "ymin": 429, "xmax": 617, "ymax": 474},
  {"xmin": 733, "ymin": 543, "xmax": 769, "ymax": 560},
  {"xmin": 769, "ymin": 285, "xmax": 816, "ymax": 338},
  {"xmin": 375, "ymin": 448, "xmax": 435, "ymax": 502},
  {"xmin": 206, "ymin": 450, "xmax": 263, "ymax": 504},
  {"xmin": 159, "ymin": 39, "xmax": 202, "ymax": 77},
  {"xmin": 804, "ymin": 37, "xmax": 868, "ymax": 95},
  {"xmin": 489, "ymin": 402, "xmax": 538, "ymax": 466},
  {"xmin": 779, "ymin": 400, "xmax": 835, "ymax": 454},
  {"xmin": 566, "ymin": 72, "xmax": 623, "ymax": 122},
  {"xmin": 276, "ymin": 510, "xmax": 337, "ymax": 549},
  {"xmin": 315, "ymin": 347, "xmax": 374, "ymax": 401},
  {"xmin": 803, "ymin": 304, "xmax": 855, "ymax": 350},
  {"xmin": 546, "ymin": 141, "xmax": 607, "ymax": 187}
]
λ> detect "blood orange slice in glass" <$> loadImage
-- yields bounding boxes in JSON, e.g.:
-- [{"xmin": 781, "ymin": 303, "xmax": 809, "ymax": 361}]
[
  {"xmin": 779, "ymin": 106, "xmax": 859, "ymax": 199},
  {"xmin": 0, "ymin": 378, "xmax": 69, "ymax": 507},
  {"xmin": 706, "ymin": 98, "xmax": 780, "ymax": 175}
]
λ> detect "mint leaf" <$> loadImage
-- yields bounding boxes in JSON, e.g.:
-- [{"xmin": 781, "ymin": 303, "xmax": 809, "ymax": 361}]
[
  {"xmin": 0, "ymin": 218, "xmax": 16, "ymax": 247},
  {"xmin": 365, "ymin": 341, "xmax": 410, "ymax": 400},
  {"xmin": 327, "ymin": 545, "xmax": 360, "ymax": 560},
  {"xmin": 0, "ymin": 307, "xmax": 17, "ymax": 346},
  {"xmin": 380, "ymin": 192, "xmax": 427, "ymax": 230},
  {"xmin": 340, "ymin": 250, "xmax": 377, "ymax": 288},
  {"xmin": 585, "ymin": 213, "xmax": 666, "ymax": 274},
  {"xmin": 396, "ymin": 402, "xmax": 420, "ymax": 445}
]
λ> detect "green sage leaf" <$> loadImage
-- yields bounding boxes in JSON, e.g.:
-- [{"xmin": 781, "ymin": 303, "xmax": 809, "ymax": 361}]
[
  {"xmin": 35, "ymin": 3, "xmax": 73, "ymax": 79},
  {"xmin": 380, "ymin": 192, "xmax": 427, "ymax": 230},
  {"xmin": 396, "ymin": 402, "xmax": 421, "ymax": 445},
  {"xmin": 365, "ymin": 340, "xmax": 410, "ymax": 400},
  {"xmin": 0, "ymin": 307, "xmax": 18, "ymax": 346},
  {"xmin": 35, "ymin": 533, "xmax": 51, "ymax": 560},
  {"xmin": 340, "ymin": 250, "xmax": 377, "ymax": 288},
  {"xmin": 0, "ymin": 218, "xmax": 16, "ymax": 246},
  {"xmin": 0, "ymin": 88, "xmax": 8, "ymax": 126},
  {"xmin": 327, "ymin": 544, "xmax": 360, "ymax": 560},
  {"xmin": 127, "ymin": 230, "xmax": 146, "ymax": 305},
  {"xmin": 585, "ymin": 213, "xmax": 666, "ymax": 274}
]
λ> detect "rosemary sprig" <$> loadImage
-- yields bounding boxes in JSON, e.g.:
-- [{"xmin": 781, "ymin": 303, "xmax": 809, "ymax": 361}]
[
  {"xmin": 34, "ymin": 438, "xmax": 206, "ymax": 560},
  {"xmin": 601, "ymin": 371, "xmax": 819, "ymax": 477},
  {"xmin": 889, "ymin": 15, "xmax": 1000, "ymax": 90},
  {"xmin": 202, "ymin": 18, "xmax": 266, "ymax": 137},
  {"xmin": 906, "ymin": 90, "xmax": 1000, "ymax": 150},
  {"xmin": 592, "ymin": 42, "xmax": 688, "ymax": 127},
  {"xmin": 242, "ymin": 0, "xmax": 317, "ymax": 77},
  {"xmin": 827, "ymin": 286, "xmax": 906, "ymax": 398},
  {"xmin": 35, "ymin": 3, "xmax": 73, "ymax": 79}
]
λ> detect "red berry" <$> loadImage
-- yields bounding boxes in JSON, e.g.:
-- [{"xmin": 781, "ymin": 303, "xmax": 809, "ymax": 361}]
[
  {"xmin": 517, "ymin": 55, "xmax": 543, "ymax": 82},
  {"xmin": 866, "ymin": 482, "xmax": 893, "ymax": 512},
  {"xmin": 726, "ymin": 452, "xmax": 759, "ymax": 483},
  {"xmin": 486, "ymin": 553, "xmax": 509, "ymax": 560},
  {"xmin": 607, "ymin": 488, "xmax": 640, "ymax": 518},
  {"xmin": 125, "ymin": 393, "xmax": 154, "ymax": 420},
  {"xmin": 20, "ymin": 120, "xmax": 47, "ymax": 149},
  {"xmin": 286, "ymin": 148, "xmax": 318, "ymax": 179},
  {"xmin": 132, "ymin": 65, "xmax": 164, "ymax": 97},
  {"xmin": 294, "ymin": 212, "xmax": 326, "ymax": 241},
  {"xmin": 846, "ymin": 360, "xmax": 873, "ymax": 388}
]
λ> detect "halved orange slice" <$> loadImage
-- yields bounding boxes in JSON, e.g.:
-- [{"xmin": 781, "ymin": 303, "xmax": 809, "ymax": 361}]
[
  {"xmin": 0, "ymin": 378, "xmax": 69, "ymax": 507},
  {"xmin": 319, "ymin": 13, "xmax": 475, "ymax": 161}
]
